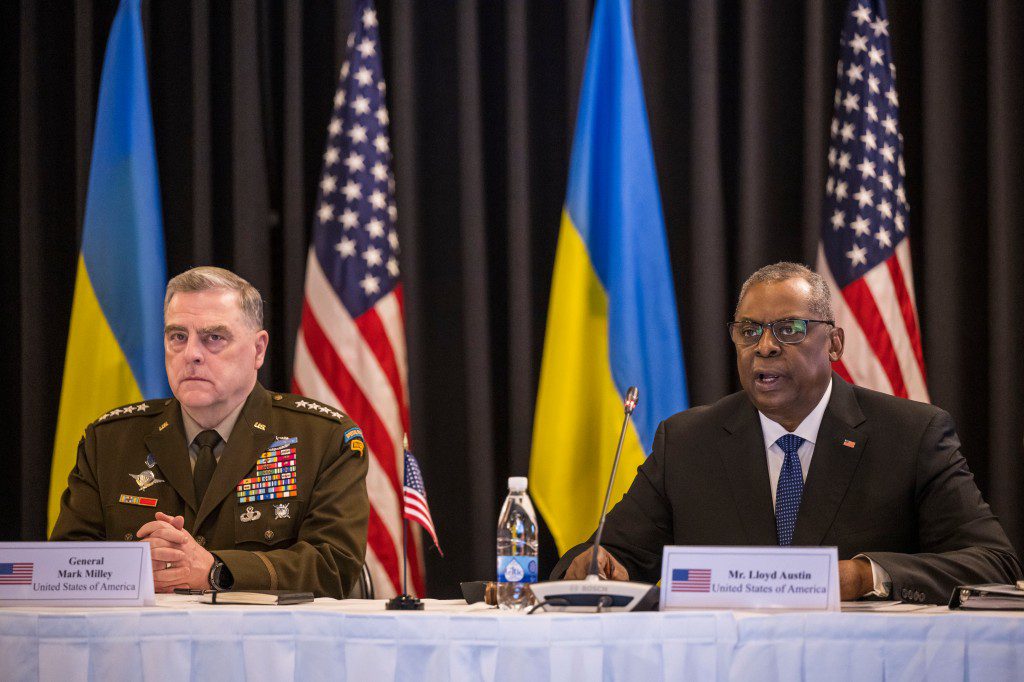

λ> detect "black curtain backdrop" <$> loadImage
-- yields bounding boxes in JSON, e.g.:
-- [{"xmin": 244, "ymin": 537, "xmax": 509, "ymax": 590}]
[{"xmin": 3, "ymin": 0, "xmax": 1022, "ymax": 598}]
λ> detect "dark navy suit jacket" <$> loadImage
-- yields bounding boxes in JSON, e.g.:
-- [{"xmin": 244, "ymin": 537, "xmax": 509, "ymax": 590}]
[{"xmin": 552, "ymin": 374, "xmax": 1022, "ymax": 604}]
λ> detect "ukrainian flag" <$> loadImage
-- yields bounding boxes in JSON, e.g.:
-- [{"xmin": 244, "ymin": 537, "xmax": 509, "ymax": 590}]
[
  {"xmin": 530, "ymin": 0, "xmax": 688, "ymax": 554},
  {"xmin": 48, "ymin": 0, "xmax": 168, "ymax": 533}
]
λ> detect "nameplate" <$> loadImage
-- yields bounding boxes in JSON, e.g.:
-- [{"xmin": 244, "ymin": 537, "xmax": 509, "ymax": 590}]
[
  {"xmin": 660, "ymin": 545, "xmax": 839, "ymax": 611},
  {"xmin": 0, "ymin": 542, "xmax": 155, "ymax": 607}
]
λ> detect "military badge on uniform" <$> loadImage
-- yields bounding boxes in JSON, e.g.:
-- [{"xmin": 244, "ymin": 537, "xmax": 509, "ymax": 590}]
[
  {"xmin": 273, "ymin": 503, "xmax": 290, "ymax": 519},
  {"xmin": 268, "ymin": 436, "xmax": 298, "ymax": 451},
  {"xmin": 145, "ymin": 453, "xmax": 156, "ymax": 469},
  {"xmin": 119, "ymin": 494, "xmax": 157, "ymax": 507},
  {"xmin": 240, "ymin": 506, "xmax": 261, "ymax": 522},
  {"xmin": 129, "ymin": 469, "xmax": 164, "ymax": 491}
]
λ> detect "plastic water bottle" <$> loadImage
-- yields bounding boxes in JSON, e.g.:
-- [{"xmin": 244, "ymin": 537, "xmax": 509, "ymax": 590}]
[{"xmin": 496, "ymin": 476, "xmax": 538, "ymax": 611}]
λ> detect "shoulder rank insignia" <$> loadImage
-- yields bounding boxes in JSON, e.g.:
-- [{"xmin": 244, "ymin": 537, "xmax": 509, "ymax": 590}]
[
  {"xmin": 277, "ymin": 395, "xmax": 347, "ymax": 423},
  {"xmin": 94, "ymin": 400, "xmax": 159, "ymax": 425}
]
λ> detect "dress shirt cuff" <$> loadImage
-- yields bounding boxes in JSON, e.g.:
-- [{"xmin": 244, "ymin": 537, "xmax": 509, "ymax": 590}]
[{"xmin": 854, "ymin": 554, "xmax": 891, "ymax": 598}]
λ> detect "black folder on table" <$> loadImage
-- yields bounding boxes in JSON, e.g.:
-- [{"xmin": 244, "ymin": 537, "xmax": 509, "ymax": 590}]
[
  {"xmin": 948, "ymin": 583, "xmax": 1024, "ymax": 611},
  {"xmin": 201, "ymin": 590, "xmax": 314, "ymax": 606}
]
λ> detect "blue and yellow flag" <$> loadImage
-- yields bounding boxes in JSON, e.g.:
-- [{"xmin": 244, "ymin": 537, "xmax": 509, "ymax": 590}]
[
  {"xmin": 529, "ymin": 0, "xmax": 688, "ymax": 553},
  {"xmin": 48, "ymin": 0, "xmax": 168, "ymax": 533}
]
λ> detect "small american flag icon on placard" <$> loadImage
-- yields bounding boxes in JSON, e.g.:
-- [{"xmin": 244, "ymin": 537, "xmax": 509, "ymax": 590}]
[
  {"xmin": 0, "ymin": 563, "xmax": 33, "ymax": 586},
  {"xmin": 671, "ymin": 568, "xmax": 712, "ymax": 592}
]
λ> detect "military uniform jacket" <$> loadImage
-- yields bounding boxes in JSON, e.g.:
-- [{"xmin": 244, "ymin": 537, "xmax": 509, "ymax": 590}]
[{"xmin": 51, "ymin": 383, "xmax": 369, "ymax": 599}]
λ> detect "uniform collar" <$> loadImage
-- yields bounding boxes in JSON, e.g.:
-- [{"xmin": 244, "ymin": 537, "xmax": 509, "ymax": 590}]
[{"xmin": 181, "ymin": 398, "xmax": 247, "ymax": 446}]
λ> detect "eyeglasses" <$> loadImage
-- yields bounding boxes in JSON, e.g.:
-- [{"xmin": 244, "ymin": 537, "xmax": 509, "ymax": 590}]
[{"xmin": 726, "ymin": 318, "xmax": 835, "ymax": 346}]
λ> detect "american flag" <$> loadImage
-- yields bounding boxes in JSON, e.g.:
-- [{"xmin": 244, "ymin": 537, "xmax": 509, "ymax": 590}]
[
  {"xmin": 671, "ymin": 568, "xmax": 711, "ymax": 593},
  {"xmin": 0, "ymin": 562, "xmax": 34, "ymax": 585},
  {"xmin": 403, "ymin": 449, "xmax": 442, "ymax": 556},
  {"xmin": 817, "ymin": 0, "xmax": 929, "ymax": 402},
  {"xmin": 293, "ymin": 0, "xmax": 423, "ymax": 598}
]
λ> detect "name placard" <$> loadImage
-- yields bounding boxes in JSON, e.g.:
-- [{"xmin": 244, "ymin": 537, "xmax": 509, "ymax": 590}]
[
  {"xmin": 660, "ymin": 545, "xmax": 839, "ymax": 611},
  {"xmin": 0, "ymin": 542, "xmax": 155, "ymax": 607}
]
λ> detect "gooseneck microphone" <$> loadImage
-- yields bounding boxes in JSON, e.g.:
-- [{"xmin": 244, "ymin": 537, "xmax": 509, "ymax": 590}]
[
  {"xmin": 586, "ymin": 386, "xmax": 640, "ymax": 579},
  {"xmin": 528, "ymin": 385, "xmax": 659, "ymax": 612}
]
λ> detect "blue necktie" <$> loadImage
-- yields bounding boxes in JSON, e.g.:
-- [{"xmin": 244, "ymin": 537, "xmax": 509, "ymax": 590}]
[{"xmin": 775, "ymin": 434, "xmax": 806, "ymax": 546}]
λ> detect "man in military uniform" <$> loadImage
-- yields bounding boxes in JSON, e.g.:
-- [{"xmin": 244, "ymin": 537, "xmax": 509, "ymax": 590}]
[{"xmin": 51, "ymin": 266, "xmax": 369, "ymax": 599}]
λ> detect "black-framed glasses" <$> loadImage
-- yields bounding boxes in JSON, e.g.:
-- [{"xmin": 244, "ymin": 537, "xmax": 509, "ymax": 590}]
[{"xmin": 726, "ymin": 318, "xmax": 835, "ymax": 346}]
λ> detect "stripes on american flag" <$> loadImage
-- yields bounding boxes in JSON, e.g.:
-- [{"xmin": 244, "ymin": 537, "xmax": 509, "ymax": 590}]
[
  {"xmin": 671, "ymin": 568, "xmax": 711, "ymax": 593},
  {"xmin": 818, "ymin": 0, "xmax": 928, "ymax": 403},
  {"xmin": 293, "ymin": 0, "xmax": 423, "ymax": 598},
  {"xmin": 403, "ymin": 450, "xmax": 442, "ymax": 555},
  {"xmin": 0, "ymin": 563, "xmax": 34, "ymax": 585}
]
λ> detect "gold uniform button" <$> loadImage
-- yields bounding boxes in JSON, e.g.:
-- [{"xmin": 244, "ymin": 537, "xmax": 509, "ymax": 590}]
[
  {"xmin": 196, "ymin": 536, "xmax": 206, "ymax": 546},
  {"xmin": 264, "ymin": 530, "xmax": 275, "ymax": 541},
  {"xmin": 273, "ymin": 394, "xmax": 283, "ymax": 401},
  {"xmin": 124, "ymin": 533, "xmax": 134, "ymax": 541}
]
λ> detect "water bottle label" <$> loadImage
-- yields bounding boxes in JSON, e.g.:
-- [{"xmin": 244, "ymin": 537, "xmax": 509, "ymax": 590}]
[{"xmin": 497, "ymin": 555, "xmax": 538, "ymax": 584}]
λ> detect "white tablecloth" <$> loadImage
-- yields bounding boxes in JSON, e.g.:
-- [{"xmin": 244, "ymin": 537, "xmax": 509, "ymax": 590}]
[{"xmin": 2, "ymin": 597, "xmax": 1022, "ymax": 681}]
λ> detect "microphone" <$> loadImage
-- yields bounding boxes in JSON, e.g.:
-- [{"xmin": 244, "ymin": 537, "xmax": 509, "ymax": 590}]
[
  {"xmin": 528, "ymin": 386, "xmax": 659, "ymax": 612},
  {"xmin": 586, "ymin": 386, "xmax": 638, "ymax": 578}
]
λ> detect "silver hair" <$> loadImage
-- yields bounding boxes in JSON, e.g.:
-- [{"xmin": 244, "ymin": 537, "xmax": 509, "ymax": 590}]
[
  {"xmin": 164, "ymin": 266, "xmax": 264, "ymax": 330},
  {"xmin": 735, "ymin": 262, "xmax": 834, "ymax": 320}
]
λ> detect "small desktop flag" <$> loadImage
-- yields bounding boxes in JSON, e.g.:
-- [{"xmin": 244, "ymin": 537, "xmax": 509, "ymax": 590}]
[
  {"xmin": 403, "ymin": 449, "xmax": 442, "ymax": 556},
  {"xmin": 0, "ymin": 563, "xmax": 34, "ymax": 586},
  {"xmin": 671, "ymin": 568, "xmax": 711, "ymax": 593}
]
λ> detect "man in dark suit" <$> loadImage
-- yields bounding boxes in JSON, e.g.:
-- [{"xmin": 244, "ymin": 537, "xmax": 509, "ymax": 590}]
[
  {"xmin": 52, "ymin": 266, "xmax": 369, "ymax": 598},
  {"xmin": 556, "ymin": 262, "xmax": 1022, "ymax": 603}
]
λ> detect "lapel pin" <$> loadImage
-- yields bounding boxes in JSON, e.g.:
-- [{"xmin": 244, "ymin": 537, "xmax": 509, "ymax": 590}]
[
  {"xmin": 253, "ymin": 421, "xmax": 267, "ymax": 431},
  {"xmin": 158, "ymin": 421, "xmax": 169, "ymax": 432},
  {"xmin": 145, "ymin": 453, "xmax": 156, "ymax": 469},
  {"xmin": 842, "ymin": 439, "xmax": 856, "ymax": 448}
]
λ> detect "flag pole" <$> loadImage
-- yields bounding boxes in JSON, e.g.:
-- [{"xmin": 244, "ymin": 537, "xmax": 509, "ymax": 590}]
[
  {"xmin": 386, "ymin": 434, "xmax": 423, "ymax": 610},
  {"xmin": 402, "ymin": 517, "xmax": 409, "ymax": 596}
]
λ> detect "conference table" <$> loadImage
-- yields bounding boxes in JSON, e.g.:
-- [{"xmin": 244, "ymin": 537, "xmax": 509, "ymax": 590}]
[{"xmin": 2, "ymin": 596, "xmax": 1022, "ymax": 681}]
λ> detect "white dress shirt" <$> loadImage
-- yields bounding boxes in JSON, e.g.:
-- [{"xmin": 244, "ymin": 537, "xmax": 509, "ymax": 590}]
[{"xmin": 756, "ymin": 378, "xmax": 890, "ymax": 598}]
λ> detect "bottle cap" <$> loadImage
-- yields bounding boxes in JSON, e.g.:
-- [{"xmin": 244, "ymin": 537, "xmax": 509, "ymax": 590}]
[{"xmin": 508, "ymin": 476, "xmax": 528, "ymax": 492}]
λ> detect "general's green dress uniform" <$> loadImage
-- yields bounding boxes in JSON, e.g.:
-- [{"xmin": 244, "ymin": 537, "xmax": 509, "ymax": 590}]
[{"xmin": 51, "ymin": 383, "xmax": 369, "ymax": 599}]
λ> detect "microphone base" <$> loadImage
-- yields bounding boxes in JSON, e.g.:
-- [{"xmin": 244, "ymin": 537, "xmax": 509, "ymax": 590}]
[{"xmin": 529, "ymin": 579, "xmax": 659, "ymax": 612}]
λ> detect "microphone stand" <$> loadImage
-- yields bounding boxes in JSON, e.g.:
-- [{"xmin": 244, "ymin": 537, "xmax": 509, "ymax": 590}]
[
  {"xmin": 586, "ymin": 387, "xmax": 637, "ymax": 579},
  {"xmin": 528, "ymin": 386, "xmax": 659, "ymax": 612}
]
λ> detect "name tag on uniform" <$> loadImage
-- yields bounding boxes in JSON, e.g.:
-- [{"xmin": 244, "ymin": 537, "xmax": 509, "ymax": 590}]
[
  {"xmin": 660, "ymin": 545, "xmax": 839, "ymax": 612},
  {"xmin": 0, "ymin": 542, "xmax": 155, "ymax": 607}
]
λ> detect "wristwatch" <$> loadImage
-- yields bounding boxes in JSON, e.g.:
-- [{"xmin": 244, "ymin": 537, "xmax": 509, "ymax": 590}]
[{"xmin": 208, "ymin": 554, "xmax": 234, "ymax": 591}]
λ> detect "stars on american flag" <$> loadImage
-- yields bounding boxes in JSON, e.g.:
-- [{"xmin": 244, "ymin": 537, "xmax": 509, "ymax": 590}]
[
  {"xmin": 309, "ymin": 1, "xmax": 400, "ymax": 317},
  {"xmin": 822, "ymin": 2, "xmax": 908, "ymax": 284}
]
